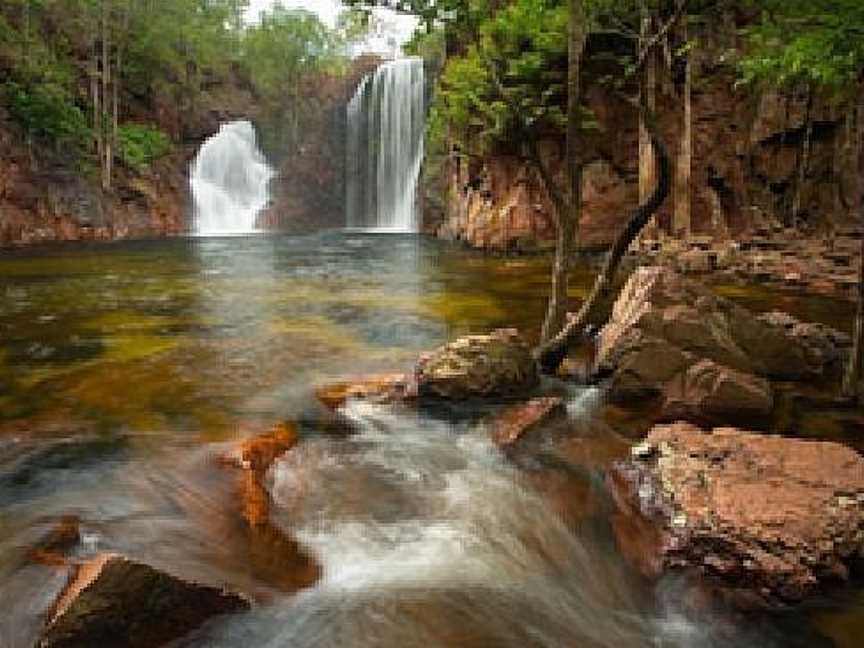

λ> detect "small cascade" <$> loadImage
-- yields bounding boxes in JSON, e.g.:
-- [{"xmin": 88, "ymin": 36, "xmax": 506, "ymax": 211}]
[
  {"xmin": 346, "ymin": 58, "xmax": 425, "ymax": 232},
  {"xmin": 191, "ymin": 120, "xmax": 273, "ymax": 236}
]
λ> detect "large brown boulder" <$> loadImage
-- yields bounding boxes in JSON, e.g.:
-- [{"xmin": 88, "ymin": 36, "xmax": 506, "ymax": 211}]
[
  {"xmin": 662, "ymin": 360, "xmax": 773, "ymax": 427},
  {"xmin": 609, "ymin": 422, "xmax": 864, "ymax": 608},
  {"xmin": 38, "ymin": 554, "xmax": 250, "ymax": 647},
  {"xmin": 596, "ymin": 267, "xmax": 849, "ymax": 425},
  {"xmin": 416, "ymin": 329, "xmax": 538, "ymax": 400}
]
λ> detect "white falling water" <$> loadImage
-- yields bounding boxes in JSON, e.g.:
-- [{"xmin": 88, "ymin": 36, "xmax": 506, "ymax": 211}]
[
  {"xmin": 346, "ymin": 58, "xmax": 425, "ymax": 232},
  {"xmin": 191, "ymin": 120, "xmax": 273, "ymax": 236}
]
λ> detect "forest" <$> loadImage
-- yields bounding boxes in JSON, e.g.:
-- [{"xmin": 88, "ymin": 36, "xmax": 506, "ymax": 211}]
[{"xmin": 1, "ymin": 1, "xmax": 864, "ymax": 647}]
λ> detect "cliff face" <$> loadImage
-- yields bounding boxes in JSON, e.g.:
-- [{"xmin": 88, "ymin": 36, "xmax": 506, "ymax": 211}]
[
  {"xmin": 0, "ymin": 58, "xmax": 375, "ymax": 247},
  {"xmin": 259, "ymin": 57, "xmax": 380, "ymax": 232},
  {"xmin": 431, "ymin": 20, "xmax": 862, "ymax": 252}
]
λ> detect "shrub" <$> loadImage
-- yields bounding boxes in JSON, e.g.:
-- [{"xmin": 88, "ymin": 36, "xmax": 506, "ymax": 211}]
[{"xmin": 116, "ymin": 123, "xmax": 172, "ymax": 171}]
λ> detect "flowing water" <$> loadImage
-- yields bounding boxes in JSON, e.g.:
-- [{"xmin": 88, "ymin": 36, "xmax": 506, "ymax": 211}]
[
  {"xmin": 346, "ymin": 59, "xmax": 426, "ymax": 231},
  {"xmin": 0, "ymin": 234, "xmax": 861, "ymax": 647},
  {"xmin": 191, "ymin": 121, "xmax": 274, "ymax": 236}
]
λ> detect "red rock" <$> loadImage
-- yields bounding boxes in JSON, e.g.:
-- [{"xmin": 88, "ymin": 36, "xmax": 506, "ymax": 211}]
[
  {"xmin": 490, "ymin": 397, "xmax": 565, "ymax": 446},
  {"xmin": 27, "ymin": 516, "xmax": 81, "ymax": 567},
  {"xmin": 38, "ymin": 554, "xmax": 249, "ymax": 647},
  {"xmin": 218, "ymin": 422, "xmax": 299, "ymax": 472},
  {"xmin": 609, "ymin": 422, "xmax": 864, "ymax": 608}
]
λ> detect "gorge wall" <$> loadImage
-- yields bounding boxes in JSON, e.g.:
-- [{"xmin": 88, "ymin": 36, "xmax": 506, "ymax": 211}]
[
  {"xmin": 430, "ymin": 16, "xmax": 863, "ymax": 252},
  {"xmin": 0, "ymin": 59, "xmax": 376, "ymax": 247}
]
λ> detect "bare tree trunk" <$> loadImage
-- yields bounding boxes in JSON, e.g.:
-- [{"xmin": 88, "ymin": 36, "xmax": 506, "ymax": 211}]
[
  {"xmin": 540, "ymin": 0, "xmax": 587, "ymax": 344},
  {"xmin": 101, "ymin": 0, "xmax": 112, "ymax": 191},
  {"xmin": 638, "ymin": 6, "xmax": 659, "ymax": 239},
  {"xmin": 791, "ymin": 87, "xmax": 814, "ymax": 227},
  {"xmin": 843, "ymin": 93, "xmax": 864, "ymax": 402},
  {"xmin": 535, "ymin": 98, "xmax": 672, "ymax": 372},
  {"xmin": 673, "ymin": 18, "xmax": 692, "ymax": 239}
]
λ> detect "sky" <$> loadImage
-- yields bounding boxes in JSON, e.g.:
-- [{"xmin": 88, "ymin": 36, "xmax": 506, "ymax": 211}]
[{"xmin": 243, "ymin": 0, "xmax": 419, "ymax": 57}]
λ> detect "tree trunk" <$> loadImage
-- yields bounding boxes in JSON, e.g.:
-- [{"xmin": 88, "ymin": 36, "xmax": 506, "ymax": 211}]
[
  {"xmin": 534, "ymin": 98, "xmax": 672, "ymax": 373},
  {"xmin": 539, "ymin": 0, "xmax": 587, "ymax": 344},
  {"xmin": 638, "ymin": 7, "xmax": 659, "ymax": 239},
  {"xmin": 673, "ymin": 18, "xmax": 692, "ymax": 239},
  {"xmin": 791, "ymin": 87, "xmax": 814, "ymax": 227},
  {"xmin": 101, "ymin": 0, "xmax": 112, "ymax": 191}
]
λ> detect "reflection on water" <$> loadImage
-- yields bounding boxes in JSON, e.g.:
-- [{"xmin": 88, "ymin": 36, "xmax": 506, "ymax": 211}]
[{"xmin": 0, "ymin": 233, "xmax": 859, "ymax": 647}]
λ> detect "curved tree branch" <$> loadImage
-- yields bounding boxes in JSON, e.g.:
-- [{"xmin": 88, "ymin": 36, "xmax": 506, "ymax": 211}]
[{"xmin": 533, "ymin": 94, "xmax": 672, "ymax": 373}]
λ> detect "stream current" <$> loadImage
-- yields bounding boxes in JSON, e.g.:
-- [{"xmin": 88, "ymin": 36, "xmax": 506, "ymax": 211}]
[{"xmin": 0, "ymin": 233, "xmax": 861, "ymax": 647}]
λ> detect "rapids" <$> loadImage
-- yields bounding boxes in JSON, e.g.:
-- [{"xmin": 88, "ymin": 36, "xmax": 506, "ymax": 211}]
[{"xmin": 0, "ymin": 234, "xmax": 860, "ymax": 647}]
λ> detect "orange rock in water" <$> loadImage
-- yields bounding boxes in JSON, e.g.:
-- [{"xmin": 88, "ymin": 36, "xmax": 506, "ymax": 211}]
[
  {"xmin": 314, "ymin": 373, "xmax": 413, "ymax": 410},
  {"xmin": 490, "ymin": 397, "xmax": 565, "ymax": 447},
  {"xmin": 218, "ymin": 422, "xmax": 298, "ymax": 472},
  {"xmin": 27, "ymin": 516, "xmax": 81, "ymax": 567}
]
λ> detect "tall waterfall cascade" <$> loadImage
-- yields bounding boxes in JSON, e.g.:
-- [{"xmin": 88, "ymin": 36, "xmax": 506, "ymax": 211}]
[
  {"xmin": 191, "ymin": 120, "xmax": 273, "ymax": 236},
  {"xmin": 346, "ymin": 58, "xmax": 425, "ymax": 232}
]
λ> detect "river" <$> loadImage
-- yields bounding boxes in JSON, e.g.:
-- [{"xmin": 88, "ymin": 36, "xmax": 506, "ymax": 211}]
[{"xmin": 0, "ymin": 233, "xmax": 861, "ymax": 647}]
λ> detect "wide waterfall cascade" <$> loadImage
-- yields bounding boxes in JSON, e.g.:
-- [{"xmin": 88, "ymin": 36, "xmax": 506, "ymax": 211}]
[
  {"xmin": 346, "ymin": 58, "xmax": 425, "ymax": 232},
  {"xmin": 191, "ymin": 120, "xmax": 273, "ymax": 236}
]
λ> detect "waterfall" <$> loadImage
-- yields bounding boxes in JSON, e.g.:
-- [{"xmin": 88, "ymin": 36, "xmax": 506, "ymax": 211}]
[
  {"xmin": 346, "ymin": 58, "xmax": 425, "ymax": 232},
  {"xmin": 191, "ymin": 120, "xmax": 273, "ymax": 236}
]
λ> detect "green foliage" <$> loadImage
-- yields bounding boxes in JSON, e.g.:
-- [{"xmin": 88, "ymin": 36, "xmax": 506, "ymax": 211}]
[
  {"xmin": 116, "ymin": 124, "xmax": 172, "ymax": 171},
  {"xmin": 429, "ymin": 0, "xmax": 569, "ymax": 156},
  {"xmin": 739, "ymin": 0, "xmax": 864, "ymax": 97},
  {"xmin": 7, "ymin": 81, "xmax": 89, "ymax": 143}
]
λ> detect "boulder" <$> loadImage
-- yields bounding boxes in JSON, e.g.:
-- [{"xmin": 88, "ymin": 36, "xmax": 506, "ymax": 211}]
[
  {"xmin": 490, "ymin": 397, "xmax": 566, "ymax": 446},
  {"xmin": 756, "ymin": 310, "xmax": 851, "ymax": 379},
  {"xmin": 609, "ymin": 422, "xmax": 864, "ymax": 608},
  {"xmin": 596, "ymin": 267, "xmax": 847, "ymax": 424},
  {"xmin": 416, "ymin": 328, "xmax": 538, "ymax": 400},
  {"xmin": 38, "ymin": 554, "xmax": 249, "ymax": 647},
  {"xmin": 662, "ymin": 360, "xmax": 773, "ymax": 427}
]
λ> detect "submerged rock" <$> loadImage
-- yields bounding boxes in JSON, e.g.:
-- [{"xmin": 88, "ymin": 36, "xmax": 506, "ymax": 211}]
[
  {"xmin": 38, "ymin": 554, "xmax": 249, "ymax": 647},
  {"xmin": 27, "ymin": 516, "xmax": 81, "ymax": 567},
  {"xmin": 609, "ymin": 422, "xmax": 864, "ymax": 608},
  {"xmin": 416, "ymin": 328, "xmax": 538, "ymax": 400},
  {"xmin": 490, "ymin": 397, "xmax": 566, "ymax": 446}
]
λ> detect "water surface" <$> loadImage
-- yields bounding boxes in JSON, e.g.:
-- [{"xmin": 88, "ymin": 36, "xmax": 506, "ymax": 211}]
[{"xmin": 0, "ymin": 233, "xmax": 859, "ymax": 647}]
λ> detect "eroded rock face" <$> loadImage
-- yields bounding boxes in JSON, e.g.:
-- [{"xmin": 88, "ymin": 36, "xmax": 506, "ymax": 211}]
[
  {"xmin": 596, "ymin": 267, "xmax": 849, "ymax": 426},
  {"xmin": 416, "ymin": 329, "xmax": 539, "ymax": 400},
  {"xmin": 38, "ymin": 554, "xmax": 249, "ymax": 647},
  {"xmin": 609, "ymin": 422, "xmax": 864, "ymax": 608}
]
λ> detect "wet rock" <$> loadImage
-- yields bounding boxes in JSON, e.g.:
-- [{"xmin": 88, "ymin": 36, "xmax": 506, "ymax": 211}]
[
  {"xmin": 596, "ymin": 267, "xmax": 845, "ymax": 425},
  {"xmin": 314, "ymin": 373, "xmax": 415, "ymax": 410},
  {"xmin": 416, "ymin": 328, "xmax": 538, "ymax": 400},
  {"xmin": 217, "ymin": 422, "xmax": 299, "ymax": 473},
  {"xmin": 490, "ymin": 397, "xmax": 565, "ymax": 446},
  {"xmin": 216, "ymin": 423, "xmax": 322, "ymax": 592},
  {"xmin": 662, "ymin": 360, "xmax": 773, "ymax": 428},
  {"xmin": 38, "ymin": 554, "xmax": 249, "ymax": 647},
  {"xmin": 609, "ymin": 422, "xmax": 864, "ymax": 608},
  {"xmin": 27, "ymin": 516, "xmax": 81, "ymax": 567}
]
